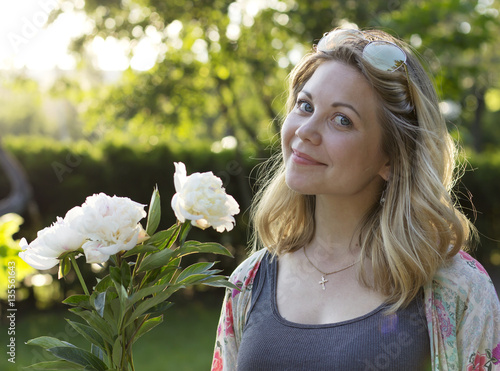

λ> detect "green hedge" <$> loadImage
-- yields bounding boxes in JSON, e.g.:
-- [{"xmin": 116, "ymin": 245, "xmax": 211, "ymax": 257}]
[
  {"xmin": 459, "ymin": 150, "xmax": 500, "ymax": 265},
  {"xmin": 0, "ymin": 137, "xmax": 259, "ymax": 287},
  {"xmin": 2, "ymin": 136, "xmax": 499, "ymax": 271}
]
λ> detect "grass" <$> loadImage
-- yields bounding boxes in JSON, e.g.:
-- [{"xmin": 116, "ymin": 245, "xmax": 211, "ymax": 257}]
[{"xmin": 0, "ymin": 301, "xmax": 221, "ymax": 370}]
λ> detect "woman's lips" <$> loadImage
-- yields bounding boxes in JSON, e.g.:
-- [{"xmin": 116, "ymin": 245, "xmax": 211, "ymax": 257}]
[{"xmin": 291, "ymin": 149, "xmax": 325, "ymax": 165}]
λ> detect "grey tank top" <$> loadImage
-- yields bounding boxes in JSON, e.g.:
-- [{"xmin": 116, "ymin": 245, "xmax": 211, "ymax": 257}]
[{"xmin": 237, "ymin": 252, "xmax": 431, "ymax": 370}]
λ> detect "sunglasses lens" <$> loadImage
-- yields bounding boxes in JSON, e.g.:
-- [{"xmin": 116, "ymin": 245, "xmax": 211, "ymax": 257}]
[{"xmin": 363, "ymin": 42, "xmax": 406, "ymax": 72}]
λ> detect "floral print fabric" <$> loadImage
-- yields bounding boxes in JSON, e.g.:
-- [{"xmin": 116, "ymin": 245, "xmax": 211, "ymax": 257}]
[
  {"xmin": 212, "ymin": 249, "xmax": 500, "ymax": 370},
  {"xmin": 212, "ymin": 250, "xmax": 264, "ymax": 371}
]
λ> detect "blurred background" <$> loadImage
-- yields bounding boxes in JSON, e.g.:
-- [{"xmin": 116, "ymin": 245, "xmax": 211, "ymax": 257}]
[{"xmin": 0, "ymin": 0, "xmax": 499, "ymax": 369}]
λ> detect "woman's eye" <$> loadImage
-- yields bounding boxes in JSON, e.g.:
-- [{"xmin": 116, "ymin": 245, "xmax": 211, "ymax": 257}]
[
  {"xmin": 297, "ymin": 100, "xmax": 314, "ymax": 113},
  {"xmin": 332, "ymin": 114, "xmax": 352, "ymax": 127}
]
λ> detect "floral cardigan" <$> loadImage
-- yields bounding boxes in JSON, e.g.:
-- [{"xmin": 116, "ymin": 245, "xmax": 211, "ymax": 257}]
[{"xmin": 212, "ymin": 249, "xmax": 500, "ymax": 371}]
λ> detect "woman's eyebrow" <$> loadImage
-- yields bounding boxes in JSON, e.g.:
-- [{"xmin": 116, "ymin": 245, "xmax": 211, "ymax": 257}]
[{"xmin": 301, "ymin": 90, "xmax": 361, "ymax": 119}]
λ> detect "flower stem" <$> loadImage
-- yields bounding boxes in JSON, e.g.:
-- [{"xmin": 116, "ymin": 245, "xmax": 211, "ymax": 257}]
[
  {"xmin": 132, "ymin": 252, "xmax": 145, "ymax": 279},
  {"xmin": 128, "ymin": 348, "xmax": 135, "ymax": 371},
  {"xmin": 70, "ymin": 255, "xmax": 89, "ymax": 296}
]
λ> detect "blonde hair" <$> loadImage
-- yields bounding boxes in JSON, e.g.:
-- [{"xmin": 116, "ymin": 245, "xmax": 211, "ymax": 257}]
[{"xmin": 250, "ymin": 29, "xmax": 475, "ymax": 311}]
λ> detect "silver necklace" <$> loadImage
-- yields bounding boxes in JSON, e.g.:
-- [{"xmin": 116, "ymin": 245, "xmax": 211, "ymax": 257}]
[{"xmin": 303, "ymin": 246, "xmax": 359, "ymax": 290}]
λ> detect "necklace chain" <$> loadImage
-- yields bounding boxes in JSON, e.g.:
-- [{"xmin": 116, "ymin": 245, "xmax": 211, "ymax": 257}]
[{"xmin": 303, "ymin": 246, "xmax": 359, "ymax": 290}]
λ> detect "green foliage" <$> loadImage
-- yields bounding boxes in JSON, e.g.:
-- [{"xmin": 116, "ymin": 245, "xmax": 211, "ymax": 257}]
[
  {"xmin": 49, "ymin": 0, "xmax": 500, "ymax": 152},
  {"xmin": 25, "ymin": 188, "xmax": 237, "ymax": 370},
  {"xmin": 0, "ymin": 74, "xmax": 84, "ymax": 140},
  {"xmin": 0, "ymin": 135, "xmax": 255, "ymax": 313},
  {"xmin": 459, "ymin": 150, "xmax": 500, "ymax": 264},
  {"xmin": 0, "ymin": 213, "xmax": 36, "ymax": 299},
  {"xmin": 0, "ymin": 1, "xmax": 499, "ymax": 152},
  {"xmin": 3, "ymin": 136, "xmax": 500, "ymax": 269},
  {"xmin": 0, "ymin": 304, "xmax": 219, "ymax": 371},
  {"xmin": 1, "ymin": 136, "xmax": 256, "ymax": 238}
]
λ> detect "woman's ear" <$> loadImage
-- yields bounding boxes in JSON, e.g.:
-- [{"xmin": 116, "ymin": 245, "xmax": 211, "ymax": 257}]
[{"xmin": 379, "ymin": 159, "xmax": 391, "ymax": 181}]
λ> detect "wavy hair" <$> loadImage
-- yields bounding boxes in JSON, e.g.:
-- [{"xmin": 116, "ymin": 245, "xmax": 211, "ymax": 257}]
[{"xmin": 250, "ymin": 28, "xmax": 475, "ymax": 311}]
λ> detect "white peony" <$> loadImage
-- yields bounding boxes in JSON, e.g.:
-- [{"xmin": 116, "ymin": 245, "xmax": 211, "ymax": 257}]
[
  {"xmin": 66, "ymin": 193, "xmax": 147, "ymax": 264},
  {"xmin": 171, "ymin": 162, "xmax": 240, "ymax": 232},
  {"xmin": 19, "ymin": 217, "xmax": 85, "ymax": 270}
]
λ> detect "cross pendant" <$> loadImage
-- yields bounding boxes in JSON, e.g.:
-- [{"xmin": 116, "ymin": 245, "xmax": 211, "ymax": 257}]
[{"xmin": 319, "ymin": 275, "xmax": 328, "ymax": 290}]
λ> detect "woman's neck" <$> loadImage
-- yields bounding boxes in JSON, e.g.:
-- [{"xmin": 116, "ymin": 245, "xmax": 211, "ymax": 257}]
[{"xmin": 309, "ymin": 194, "xmax": 374, "ymax": 259}]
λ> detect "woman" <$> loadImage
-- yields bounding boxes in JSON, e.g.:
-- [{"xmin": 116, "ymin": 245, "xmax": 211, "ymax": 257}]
[{"xmin": 212, "ymin": 28, "xmax": 500, "ymax": 370}]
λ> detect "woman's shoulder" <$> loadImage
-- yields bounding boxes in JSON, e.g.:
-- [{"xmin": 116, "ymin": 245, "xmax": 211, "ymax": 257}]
[
  {"xmin": 431, "ymin": 250, "xmax": 497, "ymax": 299},
  {"xmin": 427, "ymin": 252, "xmax": 500, "ymax": 369},
  {"xmin": 435, "ymin": 250, "xmax": 492, "ymax": 282},
  {"xmin": 228, "ymin": 248, "xmax": 268, "ymax": 290}
]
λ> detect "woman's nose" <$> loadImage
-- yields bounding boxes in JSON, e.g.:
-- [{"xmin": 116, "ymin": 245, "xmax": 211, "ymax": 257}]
[{"xmin": 295, "ymin": 116, "xmax": 322, "ymax": 145}]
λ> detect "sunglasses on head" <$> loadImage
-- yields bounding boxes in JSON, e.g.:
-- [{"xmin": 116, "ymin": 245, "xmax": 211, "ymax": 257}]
[{"xmin": 316, "ymin": 29, "xmax": 413, "ymax": 104}]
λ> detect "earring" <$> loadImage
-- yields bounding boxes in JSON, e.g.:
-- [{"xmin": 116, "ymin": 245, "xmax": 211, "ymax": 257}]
[{"xmin": 380, "ymin": 183, "xmax": 388, "ymax": 206}]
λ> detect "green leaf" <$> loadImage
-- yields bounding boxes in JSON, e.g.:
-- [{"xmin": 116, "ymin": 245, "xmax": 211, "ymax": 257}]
[
  {"xmin": 26, "ymin": 336, "xmax": 77, "ymax": 349},
  {"xmin": 122, "ymin": 244, "xmax": 158, "ymax": 258},
  {"xmin": 178, "ymin": 222, "xmax": 192, "ymax": 246},
  {"xmin": 58, "ymin": 256, "xmax": 72, "ymax": 279},
  {"xmin": 175, "ymin": 273, "xmax": 213, "ymax": 285},
  {"xmin": 126, "ymin": 284, "xmax": 167, "ymax": 309},
  {"xmin": 146, "ymin": 224, "xmax": 180, "ymax": 249},
  {"xmin": 131, "ymin": 316, "xmax": 163, "ymax": 344},
  {"xmin": 143, "ymin": 301, "xmax": 174, "ymax": 317},
  {"xmin": 90, "ymin": 344, "xmax": 106, "ymax": 362},
  {"xmin": 111, "ymin": 336, "xmax": 122, "ymax": 368},
  {"xmin": 139, "ymin": 259, "xmax": 181, "ymax": 287},
  {"xmin": 138, "ymin": 248, "xmax": 176, "ymax": 272},
  {"xmin": 62, "ymin": 295, "xmax": 92, "ymax": 310},
  {"xmin": 176, "ymin": 261, "xmax": 217, "ymax": 282},
  {"xmin": 124, "ymin": 285, "xmax": 183, "ymax": 327},
  {"xmin": 120, "ymin": 260, "xmax": 131, "ymax": 288},
  {"xmin": 109, "ymin": 266, "xmax": 121, "ymax": 286},
  {"xmin": 90, "ymin": 292, "xmax": 106, "ymax": 317},
  {"xmin": 146, "ymin": 187, "xmax": 161, "ymax": 236},
  {"xmin": 65, "ymin": 320, "xmax": 106, "ymax": 350},
  {"xmin": 23, "ymin": 360, "xmax": 84, "ymax": 369},
  {"xmin": 108, "ymin": 265, "xmax": 128, "ymax": 327},
  {"xmin": 47, "ymin": 346, "xmax": 107, "ymax": 371},
  {"xmin": 94, "ymin": 276, "xmax": 113, "ymax": 293},
  {"xmin": 155, "ymin": 264, "xmax": 180, "ymax": 284},
  {"xmin": 200, "ymin": 276, "xmax": 240, "ymax": 290},
  {"xmin": 102, "ymin": 296, "xmax": 119, "ymax": 335},
  {"xmin": 115, "ymin": 284, "xmax": 128, "ymax": 328},
  {"xmin": 175, "ymin": 241, "xmax": 233, "ymax": 258},
  {"xmin": 68, "ymin": 309, "xmax": 115, "ymax": 344}
]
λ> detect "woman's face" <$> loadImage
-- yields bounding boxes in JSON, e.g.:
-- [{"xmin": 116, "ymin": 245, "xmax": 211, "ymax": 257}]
[{"xmin": 282, "ymin": 60, "xmax": 390, "ymax": 202}]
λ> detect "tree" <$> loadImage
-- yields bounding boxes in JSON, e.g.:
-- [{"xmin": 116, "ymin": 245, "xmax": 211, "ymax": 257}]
[{"xmin": 50, "ymin": 0, "xmax": 499, "ymax": 151}]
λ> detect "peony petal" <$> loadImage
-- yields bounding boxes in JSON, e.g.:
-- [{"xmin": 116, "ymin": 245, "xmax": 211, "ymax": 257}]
[
  {"xmin": 173, "ymin": 162, "xmax": 187, "ymax": 192},
  {"xmin": 98, "ymin": 231, "xmax": 139, "ymax": 254},
  {"xmin": 19, "ymin": 250, "xmax": 59, "ymax": 270},
  {"xmin": 64, "ymin": 205, "xmax": 84, "ymax": 223},
  {"xmin": 84, "ymin": 250, "xmax": 110, "ymax": 264},
  {"xmin": 195, "ymin": 219, "xmax": 210, "ymax": 230},
  {"xmin": 214, "ymin": 218, "xmax": 235, "ymax": 232},
  {"xmin": 82, "ymin": 241, "xmax": 110, "ymax": 264},
  {"xmin": 171, "ymin": 194, "xmax": 185, "ymax": 222},
  {"xmin": 178, "ymin": 205, "xmax": 204, "ymax": 223},
  {"xmin": 19, "ymin": 237, "xmax": 29, "ymax": 250},
  {"xmin": 137, "ymin": 224, "xmax": 149, "ymax": 243},
  {"xmin": 172, "ymin": 194, "xmax": 204, "ymax": 223},
  {"xmin": 169, "ymin": 162, "xmax": 240, "ymax": 232}
]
